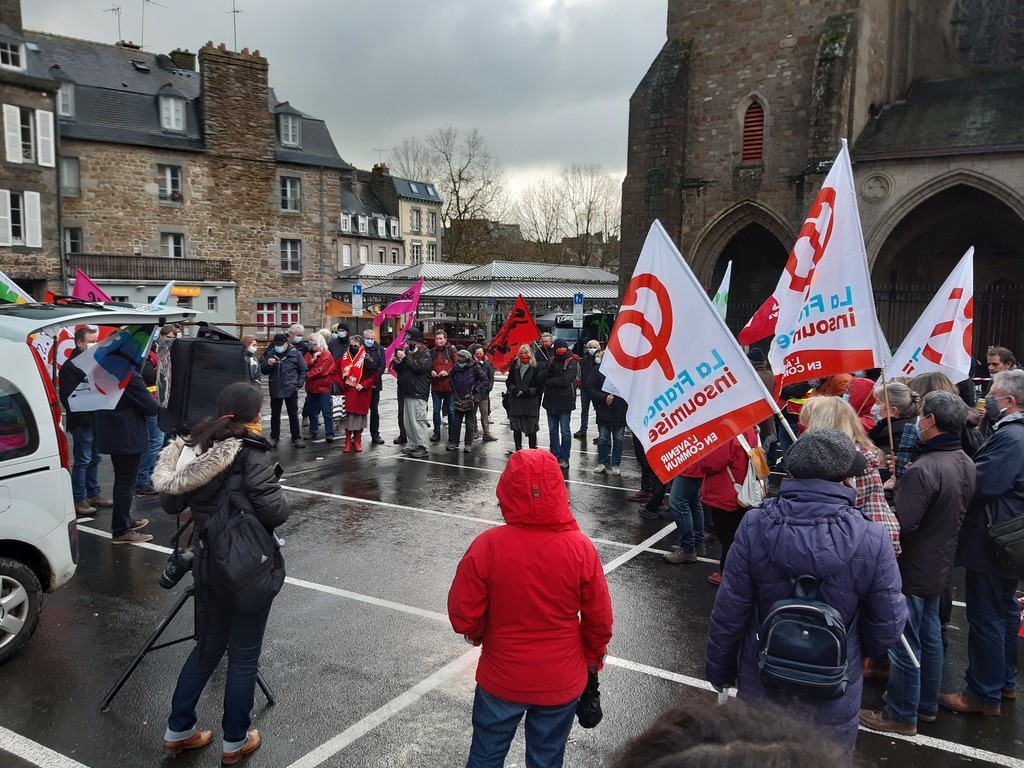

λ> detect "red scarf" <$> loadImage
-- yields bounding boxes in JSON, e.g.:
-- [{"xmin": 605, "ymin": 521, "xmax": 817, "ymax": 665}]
[{"xmin": 342, "ymin": 345, "xmax": 366, "ymax": 387}]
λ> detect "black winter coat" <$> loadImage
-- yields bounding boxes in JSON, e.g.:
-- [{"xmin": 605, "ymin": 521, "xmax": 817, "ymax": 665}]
[
  {"xmin": 957, "ymin": 413, "xmax": 1024, "ymax": 577},
  {"xmin": 477, "ymin": 358, "xmax": 495, "ymax": 396},
  {"xmin": 539, "ymin": 356, "xmax": 580, "ymax": 414},
  {"xmin": 260, "ymin": 345, "xmax": 307, "ymax": 398},
  {"xmin": 393, "ymin": 347, "xmax": 432, "ymax": 400},
  {"xmin": 894, "ymin": 434, "xmax": 976, "ymax": 596},
  {"xmin": 579, "ymin": 352, "xmax": 598, "ymax": 391},
  {"xmin": 506, "ymin": 365, "xmax": 541, "ymax": 418},
  {"xmin": 59, "ymin": 348, "xmax": 91, "ymax": 431},
  {"xmin": 450, "ymin": 363, "xmax": 489, "ymax": 401},
  {"xmin": 363, "ymin": 343, "xmax": 387, "ymax": 391},
  {"xmin": 94, "ymin": 371, "xmax": 158, "ymax": 455},
  {"xmin": 585, "ymin": 366, "xmax": 627, "ymax": 428}
]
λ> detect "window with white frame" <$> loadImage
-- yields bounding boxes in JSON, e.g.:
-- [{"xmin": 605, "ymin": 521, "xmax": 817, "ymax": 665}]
[
  {"xmin": 409, "ymin": 182, "xmax": 419, "ymax": 193},
  {"xmin": 376, "ymin": 218, "xmax": 385, "ymax": 237},
  {"xmin": 391, "ymin": 248, "xmax": 399, "ymax": 265},
  {"xmin": 410, "ymin": 241, "xmax": 422, "ymax": 263},
  {"xmin": 427, "ymin": 243, "xmax": 437, "ymax": 262},
  {"xmin": 280, "ymin": 239, "xmax": 301, "ymax": 273},
  {"xmin": 280, "ymin": 176, "xmax": 300, "ymax": 212},
  {"xmin": 207, "ymin": 296, "xmax": 218, "ymax": 312},
  {"xmin": 160, "ymin": 232, "xmax": 184, "ymax": 258},
  {"xmin": 256, "ymin": 301, "xmax": 301, "ymax": 330},
  {"xmin": 358, "ymin": 244, "xmax": 368, "ymax": 264},
  {"xmin": 0, "ymin": 190, "xmax": 41, "ymax": 248},
  {"xmin": 0, "ymin": 42, "xmax": 21, "ymax": 70},
  {"xmin": 279, "ymin": 114, "xmax": 300, "ymax": 147},
  {"xmin": 426, "ymin": 185, "xmax": 436, "ymax": 198},
  {"xmin": 63, "ymin": 227, "xmax": 82, "ymax": 254},
  {"xmin": 377, "ymin": 248, "xmax": 386, "ymax": 264},
  {"xmin": 357, "ymin": 215, "xmax": 368, "ymax": 234},
  {"xmin": 340, "ymin": 213, "xmax": 351, "ymax": 232},
  {"xmin": 428, "ymin": 211, "xmax": 437, "ymax": 234},
  {"xmin": 58, "ymin": 84, "xmax": 75, "ymax": 117},
  {"xmin": 60, "ymin": 157, "xmax": 80, "ymax": 197},
  {"xmin": 159, "ymin": 96, "xmax": 185, "ymax": 132},
  {"xmin": 410, "ymin": 208, "xmax": 422, "ymax": 232},
  {"xmin": 158, "ymin": 164, "xmax": 182, "ymax": 202},
  {"xmin": 389, "ymin": 219, "xmax": 398, "ymax": 238},
  {"xmin": 3, "ymin": 106, "xmax": 54, "ymax": 167},
  {"xmin": 341, "ymin": 243, "xmax": 352, "ymax": 267}
]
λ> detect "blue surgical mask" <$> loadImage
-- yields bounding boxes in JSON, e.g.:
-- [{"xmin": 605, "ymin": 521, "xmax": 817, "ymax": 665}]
[
  {"xmin": 364, "ymin": 339, "xmax": 375, "ymax": 347},
  {"xmin": 339, "ymin": 332, "xmax": 348, "ymax": 340},
  {"xmin": 456, "ymin": 362, "xmax": 467, "ymax": 369},
  {"xmin": 587, "ymin": 347, "xmax": 597, "ymax": 355},
  {"xmin": 293, "ymin": 336, "xmax": 303, "ymax": 343},
  {"xmin": 331, "ymin": 332, "xmax": 338, "ymax": 339},
  {"xmin": 274, "ymin": 345, "xmax": 286, "ymax": 354}
]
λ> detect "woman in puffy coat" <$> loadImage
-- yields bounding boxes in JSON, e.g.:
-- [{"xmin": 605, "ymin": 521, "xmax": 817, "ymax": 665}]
[
  {"xmin": 153, "ymin": 381, "xmax": 289, "ymax": 765},
  {"xmin": 693, "ymin": 426, "xmax": 758, "ymax": 586},
  {"xmin": 332, "ymin": 334, "xmax": 380, "ymax": 453},
  {"xmin": 448, "ymin": 348, "xmax": 489, "ymax": 453},
  {"xmin": 505, "ymin": 344, "xmax": 543, "ymax": 452},
  {"xmin": 303, "ymin": 333, "xmax": 336, "ymax": 443},
  {"xmin": 448, "ymin": 449, "xmax": 613, "ymax": 767},
  {"xmin": 706, "ymin": 428, "xmax": 907, "ymax": 758}
]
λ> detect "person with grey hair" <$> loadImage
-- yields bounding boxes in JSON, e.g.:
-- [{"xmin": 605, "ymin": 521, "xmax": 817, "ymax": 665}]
[
  {"xmin": 940, "ymin": 369, "xmax": 1024, "ymax": 717},
  {"xmin": 869, "ymin": 381, "xmax": 919, "ymax": 481},
  {"xmin": 860, "ymin": 390, "xmax": 976, "ymax": 735}
]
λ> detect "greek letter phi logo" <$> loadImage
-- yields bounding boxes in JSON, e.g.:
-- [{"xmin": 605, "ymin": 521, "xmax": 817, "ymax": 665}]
[{"xmin": 607, "ymin": 273, "xmax": 674, "ymax": 378}]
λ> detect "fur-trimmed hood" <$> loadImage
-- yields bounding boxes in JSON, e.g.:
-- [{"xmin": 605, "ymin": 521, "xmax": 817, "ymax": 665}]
[{"xmin": 153, "ymin": 437, "xmax": 242, "ymax": 496}]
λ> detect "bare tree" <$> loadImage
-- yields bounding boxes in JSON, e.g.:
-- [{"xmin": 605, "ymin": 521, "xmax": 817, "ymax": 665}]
[
  {"xmin": 517, "ymin": 178, "xmax": 564, "ymax": 261},
  {"xmin": 560, "ymin": 163, "xmax": 621, "ymax": 269},
  {"xmin": 390, "ymin": 137, "xmax": 443, "ymax": 187}
]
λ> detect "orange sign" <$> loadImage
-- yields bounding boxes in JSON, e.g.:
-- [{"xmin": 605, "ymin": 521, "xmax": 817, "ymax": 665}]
[{"xmin": 170, "ymin": 285, "xmax": 201, "ymax": 298}]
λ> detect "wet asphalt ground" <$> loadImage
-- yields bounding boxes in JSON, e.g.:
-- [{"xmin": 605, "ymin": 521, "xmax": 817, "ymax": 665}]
[{"xmin": 2, "ymin": 378, "xmax": 1024, "ymax": 767}]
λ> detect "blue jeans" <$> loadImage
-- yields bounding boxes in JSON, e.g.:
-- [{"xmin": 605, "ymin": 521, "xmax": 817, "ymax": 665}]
[
  {"xmin": 467, "ymin": 686, "xmax": 578, "ymax": 768},
  {"xmin": 166, "ymin": 591, "xmax": 271, "ymax": 752},
  {"xmin": 597, "ymin": 425, "xmax": 624, "ymax": 467},
  {"xmin": 70, "ymin": 425, "xmax": 102, "ymax": 502},
  {"xmin": 579, "ymin": 390, "xmax": 592, "ymax": 433},
  {"xmin": 546, "ymin": 412, "xmax": 572, "ymax": 463},
  {"xmin": 136, "ymin": 415, "xmax": 163, "ymax": 487},
  {"xmin": 886, "ymin": 594, "xmax": 942, "ymax": 723},
  {"xmin": 668, "ymin": 476, "xmax": 704, "ymax": 553},
  {"xmin": 432, "ymin": 391, "xmax": 454, "ymax": 440},
  {"xmin": 964, "ymin": 570, "xmax": 1020, "ymax": 706},
  {"xmin": 306, "ymin": 391, "xmax": 334, "ymax": 437}
]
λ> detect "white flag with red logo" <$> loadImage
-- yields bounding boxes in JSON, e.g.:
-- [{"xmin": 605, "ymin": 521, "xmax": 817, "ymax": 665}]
[
  {"xmin": 767, "ymin": 140, "xmax": 889, "ymax": 391},
  {"xmin": 884, "ymin": 248, "xmax": 974, "ymax": 383},
  {"xmin": 601, "ymin": 221, "xmax": 776, "ymax": 482}
]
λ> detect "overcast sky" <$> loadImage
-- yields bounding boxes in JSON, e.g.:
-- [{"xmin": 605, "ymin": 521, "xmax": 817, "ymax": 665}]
[{"xmin": 25, "ymin": 0, "xmax": 667, "ymax": 192}]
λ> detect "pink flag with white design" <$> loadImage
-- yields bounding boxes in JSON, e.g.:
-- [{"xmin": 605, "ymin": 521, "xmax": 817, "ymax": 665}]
[
  {"xmin": 71, "ymin": 269, "xmax": 111, "ymax": 302},
  {"xmin": 375, "ymin": 279, "xmax": 425, "ymax": 373}
]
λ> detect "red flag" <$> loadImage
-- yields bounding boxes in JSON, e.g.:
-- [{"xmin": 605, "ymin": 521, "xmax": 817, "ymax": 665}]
[
  {"xmin": 737, "ymin": 295, "xmax": 779, "ymax": 345},
  {"xmin": 486, "ymin": 295, "xmax": 541, "ymax": 373}
]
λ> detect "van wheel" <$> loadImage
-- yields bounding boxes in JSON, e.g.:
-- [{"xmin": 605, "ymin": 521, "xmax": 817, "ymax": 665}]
[{"xmin": 0, "ymin": 558, "xmax": 42, "ymax": 666}]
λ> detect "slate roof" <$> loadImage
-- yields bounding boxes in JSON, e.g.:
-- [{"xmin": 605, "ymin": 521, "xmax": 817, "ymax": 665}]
[
  {"xmin": 390, "ymin": 176, "xmax": 443, "ymax": 205},
  {"xmin": 269, "ymin": 91, "xmax": 350, "ymax": 170},
  {"xmin": 855, "ymin": 70, "xmax": 1024, "ymax": 159},
  {"xmin": 454, "ymin": 261, "xmax": 616, "ymax": 283},
  {"xmin": 339, "ymin": 181, "xmax": 397, "ymax": 222},
  {"xmin": 420, "ymin": 281, "xmax": 620, "ymax": 301}
]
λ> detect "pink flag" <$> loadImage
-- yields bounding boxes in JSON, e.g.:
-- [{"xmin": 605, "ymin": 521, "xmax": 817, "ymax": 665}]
[
  {"xmin": 72, "ymin": 269, "xmax": 111, "ymax": 302},
  {"xmin": 375, "ymin": 279, "xmax": 425, "ymax": 373}
]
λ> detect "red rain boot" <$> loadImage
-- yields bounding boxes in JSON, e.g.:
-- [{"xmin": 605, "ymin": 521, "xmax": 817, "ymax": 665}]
[
  {"xmin": 343, "ymin": 430, "xmax": 353, "ymax": 453},
  {"xmin": 354, "ymin": 430, "xmax": 363, "ymax": 452}
]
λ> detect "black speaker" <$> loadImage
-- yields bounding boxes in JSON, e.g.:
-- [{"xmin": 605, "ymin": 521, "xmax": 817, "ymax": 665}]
[{"xmin": 158, "ymin": 323, "xmax": 247, "ymax": 434}]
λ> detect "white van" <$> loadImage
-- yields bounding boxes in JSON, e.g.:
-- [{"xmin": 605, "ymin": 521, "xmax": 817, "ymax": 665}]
[{"xmin": 0, "ymin": 301, "xmax": 196, "ymax": 664}]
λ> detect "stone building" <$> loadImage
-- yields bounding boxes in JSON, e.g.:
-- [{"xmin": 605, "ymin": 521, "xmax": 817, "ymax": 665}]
[
  {"xmin": 337, "ymin": 179, "xmax": 405, "ymax": 269},
  {"xmin": 0, "ymin": 0, "xmax": 59, "ymax": 298},
  {"xmin": 362, "ymin": 164, "xmax": 443, "ymax": 265},
  {"xmin": 624, "ymin": 0, "xmax": 1024, "ymax": 350}
]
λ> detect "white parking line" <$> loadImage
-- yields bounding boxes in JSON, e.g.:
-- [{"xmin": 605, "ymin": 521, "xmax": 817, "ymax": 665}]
[
  {"xmin": 0, "ymin": 725, "xmax": 92, "ymax": 768},
  {"xmin": 396, "ymin": 455, "xmax": 640, "ymax": 494}
]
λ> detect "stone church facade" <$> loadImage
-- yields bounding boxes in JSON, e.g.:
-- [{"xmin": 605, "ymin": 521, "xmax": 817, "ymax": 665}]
[{"xmin": 623, "ymin": 0, "xmax": 1024, "ymax": 352}]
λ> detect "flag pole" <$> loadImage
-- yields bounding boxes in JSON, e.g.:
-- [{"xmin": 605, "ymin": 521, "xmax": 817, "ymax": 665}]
[{"xmin": 880, "ymin": 370, "xmax": 896, "ymax": 452}]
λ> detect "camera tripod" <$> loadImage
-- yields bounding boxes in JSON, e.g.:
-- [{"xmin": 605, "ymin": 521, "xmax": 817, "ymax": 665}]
[{"xmin": 100, "ymin": 583, "xmax": 276, "ymax": 712}]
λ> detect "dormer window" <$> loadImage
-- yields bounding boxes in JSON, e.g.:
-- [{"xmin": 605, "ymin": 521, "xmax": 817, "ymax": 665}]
[
  {"xmin": 376, "ymin": 218, "xmax": 385, "ymax": 237},
  {"xmin": 426, "ymin": 186, "xmax": 436, "ymax": 197},
  {"xmin": 357, "ymin": 215, "xmax": 368, "ymax": 234},
  {"xmin": 389, "ymin": 219, "xmax": 398, "ymax": 238},
  {"xmin": 280, "ymin": 114, "xmax": 300, "ymax": 147},
  {"xmin": 340, "ymin": 213, "xmax": 351, "ymax": 232},
  {"xmin": 159, "ymin": 95, "xmax": 186, "ymax": 132},
  {"xmin": 0, "ymin": 42, "xmax": 22, "ymax": 70},
  {"xmin": 409, "ymin": 182, "xmax": 419, "ymax": 194},
  {"xmin": 58, "ymin": 84, "xmax": 75, "ymax": 118}
]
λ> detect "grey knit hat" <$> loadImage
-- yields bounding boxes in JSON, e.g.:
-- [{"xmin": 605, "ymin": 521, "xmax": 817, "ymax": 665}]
[{"xmin": 786, "ymin": 429, "xmax": 868, "ymax": 482}]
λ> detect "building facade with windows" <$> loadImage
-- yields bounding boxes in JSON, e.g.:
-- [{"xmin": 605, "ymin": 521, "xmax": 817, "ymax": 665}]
[
  {"xmin": 0, "ymin": 0, "xmax": 59, "ymax": 297},
  {"xmin": 623, "ymin": 0, "xmax": 1024, "ymax": 349},
  {"xmin": 336, "ymin": 179, "xmax": 404, "ymax": 271},
  {"xmin": 363, "ymin": 164, "xmax": 443, "ymax": 265}
]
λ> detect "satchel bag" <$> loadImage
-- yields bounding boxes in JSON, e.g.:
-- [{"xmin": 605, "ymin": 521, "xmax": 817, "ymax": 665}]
[
  {"xmin": 454, "ymin": 392, "xmax": 476, "ymax": 413},
  {"xmin": 726, "ymin": 433, "xmax": 769, "ymax": 509},
  {"xmin": 987, "ymin": 506, "xmax": 1024, "ymax": 573}
]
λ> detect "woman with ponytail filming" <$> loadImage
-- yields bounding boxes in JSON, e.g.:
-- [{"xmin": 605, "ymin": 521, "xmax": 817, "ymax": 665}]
[{"xmin": 153, "ymin": 382, "xmax": 289, "ymax": 765}]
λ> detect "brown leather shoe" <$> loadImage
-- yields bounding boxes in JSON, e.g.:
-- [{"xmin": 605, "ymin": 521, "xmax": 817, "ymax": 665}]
[
  {"xmin": 163, "ymin": 729, "xmax": 213, "ymax": 756},
  {"xmin": 938, "ymin": 692, "xmax": 1001, "ymax": 717},
  {"xmin": 222, "ymin": 730, "xmax": 261, "ymax": 765},
  {"xmin": 1002, "ymin": 688, "xmax": 1017, "ymax": 700}
]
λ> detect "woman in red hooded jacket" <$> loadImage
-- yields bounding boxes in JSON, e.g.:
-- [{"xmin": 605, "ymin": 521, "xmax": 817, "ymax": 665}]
[
  {"xmin": 694, "ymin": 427, "xmax": 757, "ymax": 587},
  {"xmin": 448, "ymin": 449, "xmax": 613, "ymax": 768}
]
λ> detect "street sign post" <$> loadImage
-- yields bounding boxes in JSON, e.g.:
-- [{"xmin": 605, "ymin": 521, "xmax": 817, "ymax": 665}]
[
  {"xmin": 352, "ymin": 284, "xmax": 363, "ymax": 317},
  {"xmin": 573, "ymin": 292, "xmax": 584, "ymax": 329}
]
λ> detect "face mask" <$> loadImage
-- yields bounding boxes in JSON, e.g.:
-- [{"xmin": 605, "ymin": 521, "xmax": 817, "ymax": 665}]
[
  {"xmin": 456, "ymin": 362, "xmax": 467, "ymax": 369},
  {"xmin": 870, "ymin": 404, "xmax": 882, "ymax": 421},
  {"xmin": 349, "ymin": 345, "xmax": 359, "ymax": 354},
  {"xmin": 555, "ymin": 348, "xmax": 568, "ymax": 357},
  {"xmin": 587, "ymin": 347, "xmax": 597, "ymax": 355},
  {"xmin": 293, "ymin": 336, "xmax": 303, "ymax": 343},
  {"xmin": 364, "ymin": 339, "xmax": 374, "ymax": 347},
  {"xmin": 541, "ymin": 340, "xmax": 551, "ymax": 348},
  {"xmin": 248, "ymin": 345, "xmax": 257, "ymax": 354},
  {"xmin": 407, "ymin": 344, "xmax": 417, "ymax": 352},
  {"xmin": 331, "ymin": 333, "xmax": 338, "ymax": 339},
  {"xmin": 475, "ymin": 352, "xmax": 484, "ymax": 360},
  {"xmin": 86, "ymin": 342, "xmax": 97, "ymax": 349},
  {"xmin": 519, "ymin": 354, "xmax": 531, "ymax": 363},
  {"xmin": 339, "ymin": 332, "xmax": 348, "ymax": 340},
  {"xmin": 435, "ymin": 339, "xmax": 446, "ymax": 347},
  {"xmin": 274, "ymin": 345, "xmax": 286, "ymax": 354},
  {"xmin": 985, "ymin": 395, "xmax": 1008, "ymax": 422}
]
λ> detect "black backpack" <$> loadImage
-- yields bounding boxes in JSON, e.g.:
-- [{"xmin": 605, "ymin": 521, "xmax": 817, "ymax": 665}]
[
  {"xmin": 196, "ymin": 457, "xmax": 284, "ymax": 614},
  {"xmin": 756, "ymin": 575, "xmax": 855, "ymax": 700}
]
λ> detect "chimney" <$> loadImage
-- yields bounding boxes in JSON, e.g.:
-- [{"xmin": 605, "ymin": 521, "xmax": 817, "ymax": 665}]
[
  {"xmin": 372, "ymin": 163, "xmax": 390, "ymax": 177},
  {"xmin": 0, "ymin": 0, "xmax": 22, "ymax": 34},
  {"xmin": 169, "ymin": 48, "xmax": 196, "ymax": 71},
  {"xmin": 199, "ymin": 42, "xmax": 273, "ymax": 160}
]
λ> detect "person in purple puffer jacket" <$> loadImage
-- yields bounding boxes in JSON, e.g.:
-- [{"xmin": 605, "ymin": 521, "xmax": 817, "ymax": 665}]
[{"xmin": 705, "ymin": 428, "xmax": 908, "ymax": 758}]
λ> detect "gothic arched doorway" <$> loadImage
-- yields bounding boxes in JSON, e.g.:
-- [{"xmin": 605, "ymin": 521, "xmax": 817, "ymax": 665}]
[
  {"xmin": 872, "ymin": 184, "xmax": 1024, "ymax": 357},
  {"xmin": 709, "ymin": 224, "xmax": 788, "ymax": 336}
]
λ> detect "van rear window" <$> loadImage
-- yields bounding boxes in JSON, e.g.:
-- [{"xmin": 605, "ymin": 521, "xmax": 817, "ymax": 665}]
[{"xmin": 0, "ymin": 377, "xmax": 38, "ymax": 461}]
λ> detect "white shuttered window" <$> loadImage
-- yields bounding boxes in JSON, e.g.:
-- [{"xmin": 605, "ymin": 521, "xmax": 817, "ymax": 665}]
[
  {"xmin": 36, "ymin": 110, "xmax": 54, "ymax": 167},
  {"xmin": 24, "ymin": 191, "xmax": 41, "ymax": 247},
  {"xmin": 3, "ymin": 104, "xmax": 21, "ymax": 164},
  {"xmin": 0, "ymin": 190, "xmax": 10, "ymax": 246}
]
